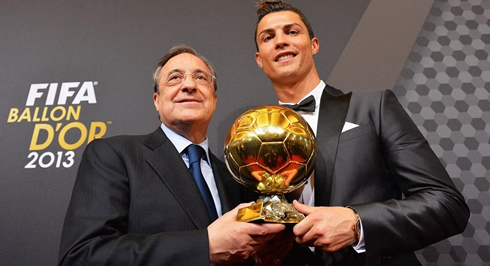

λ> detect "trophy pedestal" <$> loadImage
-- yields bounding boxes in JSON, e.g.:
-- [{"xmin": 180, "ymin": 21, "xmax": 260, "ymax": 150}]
[{"xmin": 236, "ymin": 194, "xmax": 305, "ymax": 223}]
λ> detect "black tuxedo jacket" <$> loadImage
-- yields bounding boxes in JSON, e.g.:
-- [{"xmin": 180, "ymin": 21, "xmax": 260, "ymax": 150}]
[
  {"xmin": 286, "ymin": 85, "xmax": 469, "ymax": 266},
  {"xmin": 58, "ymin": 128, "xmax": 248, "ymax": 265}
]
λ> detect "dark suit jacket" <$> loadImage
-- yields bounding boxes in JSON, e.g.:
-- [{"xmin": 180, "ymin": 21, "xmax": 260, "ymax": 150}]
[
  {"xmin": 58, "ymin": 128, "xmax": 249, "ymax": 265},
  {"xmin": 285, "ymin": 85, "xmax": 469, "ymax": 266}
]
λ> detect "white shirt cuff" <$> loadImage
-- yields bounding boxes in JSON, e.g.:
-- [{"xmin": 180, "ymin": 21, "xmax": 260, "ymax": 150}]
[{"xmin": 351, "ymin": 217, "xmax": 366, "ymax": 253}]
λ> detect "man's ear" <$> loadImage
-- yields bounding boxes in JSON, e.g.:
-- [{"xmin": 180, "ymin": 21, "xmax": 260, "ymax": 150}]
[
  {"xmin": 153, "ymin": 92, "xmax": 159, "ymax": 111},
  {"xmin": 311, "ymin": 37, "xmax": 319, "ymax": 55},
  {"xmin": 212, "ymin": 92, "xmax": 218, "ymax": 111},
  {"xmin": 255, "ymin": 52, "xmax": 263, "ymax": 68}
]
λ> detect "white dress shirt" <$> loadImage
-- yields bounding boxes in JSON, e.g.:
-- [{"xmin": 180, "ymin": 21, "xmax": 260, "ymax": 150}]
[
  {"xmin": 160, "ymin": 123, "xmax": 222, "ymax": 217},
  {"xmin": 279, "ymin": 80, "xmax": 366, "ymax": 252}
]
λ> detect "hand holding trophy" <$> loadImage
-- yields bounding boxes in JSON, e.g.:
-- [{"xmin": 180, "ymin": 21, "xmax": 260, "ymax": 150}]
[{"xmin": 224, "ymin": 105, "xmax": 316, "ymax": 223}]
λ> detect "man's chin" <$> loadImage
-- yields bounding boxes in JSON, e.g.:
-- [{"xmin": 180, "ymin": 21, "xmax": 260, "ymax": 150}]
[
  {"xmin": 268, "ymin": 69, "xmax": 299, "ymax": 83},
  {"xmin": 175, "ymin": 113, "xmax": 207, "ymax": 124}
]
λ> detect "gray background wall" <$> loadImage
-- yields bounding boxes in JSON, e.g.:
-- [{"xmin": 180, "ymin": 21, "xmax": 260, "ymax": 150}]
[{"xmin": 0, "ymin": 1, "xmax": 488, "ymax": 265}]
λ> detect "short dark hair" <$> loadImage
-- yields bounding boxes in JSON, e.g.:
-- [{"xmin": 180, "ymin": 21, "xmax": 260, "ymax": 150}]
[
  {"xmin": 255, "ymin": 1, "xmax": 315, "ymax": 51},
  {"xmin": 153, "ymin": 45, "xmax": 217, "ymax": 93}
]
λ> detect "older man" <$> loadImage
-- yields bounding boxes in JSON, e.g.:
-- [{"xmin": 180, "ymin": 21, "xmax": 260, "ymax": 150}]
[{"xmin": 58, "ymin": 45, "xmax": 286, "ymax": 265}]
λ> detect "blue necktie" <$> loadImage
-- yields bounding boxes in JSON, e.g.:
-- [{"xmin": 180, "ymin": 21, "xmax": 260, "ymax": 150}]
[
  {"xmin": 187, "ymin": 144, "xmax": 218, "ymax": 221},
  {"xmin": 282, "ymin": 95, "xmax": 316, "ymax": 112}
]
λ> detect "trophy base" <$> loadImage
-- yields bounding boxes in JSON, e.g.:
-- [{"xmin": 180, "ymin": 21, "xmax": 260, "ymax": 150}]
[{"xmin": 236, "ymin": 194, "xmax": 305, "ymax": 223}]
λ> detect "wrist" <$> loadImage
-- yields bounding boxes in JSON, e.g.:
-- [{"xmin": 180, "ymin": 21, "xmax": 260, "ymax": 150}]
[{"xmin": 345, "ymin": 206, "xmax": 361, "ymax": 242}]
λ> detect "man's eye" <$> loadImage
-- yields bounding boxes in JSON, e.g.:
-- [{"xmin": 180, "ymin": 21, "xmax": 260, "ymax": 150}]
[
  {"xmin": 264, "ymin": 35, "xmax": 273, "ymax": 42},
  {"xmin": 288, "ymin": 30, "xmax": 298, "ymax": 35},
  {"xmin": 195, "ymin": 74, "xmax": 207, "ymax": 81},
  {"xmin": 168, "ymin": 74, "xmax": 183, "ymax": 81}
]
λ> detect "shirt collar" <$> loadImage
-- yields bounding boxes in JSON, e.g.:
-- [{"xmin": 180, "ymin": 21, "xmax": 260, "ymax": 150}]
[
  {"xmin": 278, "ymin": 80, "xmax": 326, "ymax": 107},
  {"xmin": 160, "ymin": 123, "xmax": 210, "ymax": 163}
]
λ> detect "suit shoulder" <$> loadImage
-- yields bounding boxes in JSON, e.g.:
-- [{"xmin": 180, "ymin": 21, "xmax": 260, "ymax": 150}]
[
  {"xmin": 88, "ymin": 134, "xmax": 146, "ymax": 147},
  {"xmin": 348, "ymin": 89, "xmax": 402, "ymax": 109},
  {"xmin": 84, "ymin": 133, "xmax": 153, "ymax": 158},
  {"xmin": 100, "ymin": 134, "xmax": 147, "ymax": 144},
  {"xmin": 349, "ymin": 89, "xmax": 385, "ymax": 100}
]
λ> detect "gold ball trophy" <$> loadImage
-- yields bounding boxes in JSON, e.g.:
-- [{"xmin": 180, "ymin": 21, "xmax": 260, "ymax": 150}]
[{"xmin": 224, "ymin": 105, "xmax": 316, "ymax": 223}]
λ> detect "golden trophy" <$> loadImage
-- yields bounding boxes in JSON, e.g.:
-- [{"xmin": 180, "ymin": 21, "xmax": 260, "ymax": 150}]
[{"xmin": 224, "ymin": 105, "xmax": 316, "ymax": 223}]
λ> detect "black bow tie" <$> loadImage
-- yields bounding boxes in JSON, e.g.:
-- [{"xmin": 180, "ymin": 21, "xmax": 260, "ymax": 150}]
[{"xmin": 281, "ymin": 95, "xmax": 316, "ymax": 112}]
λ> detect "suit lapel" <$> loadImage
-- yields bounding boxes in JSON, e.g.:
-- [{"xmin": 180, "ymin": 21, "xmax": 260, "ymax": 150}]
[
  {"xmin": 315, "ymin": 85, "xmax": 352, "ymax": 206},
  {"xmin": 210, "ymin": 153, "xmax": 237, "ymax": 214},
  {"xmin": 143, "ymin": 128, "xmax": 212, "ymax": 229}
]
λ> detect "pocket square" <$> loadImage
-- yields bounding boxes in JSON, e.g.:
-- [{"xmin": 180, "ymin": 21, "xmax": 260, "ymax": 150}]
[{"xmin": 341, "ymin": 122, "xmax": 359, "ymax": 133}]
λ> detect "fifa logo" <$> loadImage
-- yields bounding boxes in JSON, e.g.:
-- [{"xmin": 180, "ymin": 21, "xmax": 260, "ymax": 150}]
[{"xmin": 7, "ymin": 81, "xmax": 111, "ymax": 169}]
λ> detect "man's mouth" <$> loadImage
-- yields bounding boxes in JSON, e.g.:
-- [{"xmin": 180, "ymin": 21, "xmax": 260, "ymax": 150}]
[
  {"xmin": 176, "ymin": 98, "xmax": 200, "ymax": 103},
  {"xmin": 275, "ymin": 53, "xmax": 296, "ymax": 62}
]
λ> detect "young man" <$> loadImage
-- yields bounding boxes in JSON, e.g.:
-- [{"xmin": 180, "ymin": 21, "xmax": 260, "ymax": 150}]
[
  {"xmin": 253, "ymin": 2, "xmax": 469, "ymax": 265},
  {"xmin": 59, "ymin": 45, "xmax": 287, "ymax": 265}
]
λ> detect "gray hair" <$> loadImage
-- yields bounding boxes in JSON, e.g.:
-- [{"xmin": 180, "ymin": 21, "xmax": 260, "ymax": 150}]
[{"xmin": 153, "ymin": 45, "xmax": 217, "ymax": 93}]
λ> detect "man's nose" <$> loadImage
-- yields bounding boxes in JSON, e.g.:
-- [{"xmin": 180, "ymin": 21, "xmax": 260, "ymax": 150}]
[
  {"xmin": 181, "ymin": 74, "xmax": 197, "ymax": 92},
  {"xmin": 275, "ymin": 33, "xmax": 288, "ymax": 49}
]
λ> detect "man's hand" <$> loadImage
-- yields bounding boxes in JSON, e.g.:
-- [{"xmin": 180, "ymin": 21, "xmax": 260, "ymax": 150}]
[
  {"xmin": 253, "ymin": 229, "xmax": 294, "ymax": 266},
  {"xmin": 208, "ymin": 203, "xmax": 287, "ymax": 265},
  {"xmin": 292, "ymin": 200, "xmax": 357, "ymax": 253}
]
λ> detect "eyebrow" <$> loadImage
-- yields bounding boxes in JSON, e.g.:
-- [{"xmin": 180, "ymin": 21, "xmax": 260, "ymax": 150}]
[
  {"xmin": 257, "ymin": 23, "xmax": 303, "ymax": 37},
  {"xmin": 165, "ymin": 68, "xmax": 209, "ymax": 75}
]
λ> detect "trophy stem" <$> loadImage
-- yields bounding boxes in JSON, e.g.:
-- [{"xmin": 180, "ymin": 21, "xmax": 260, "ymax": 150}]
[{"xmin": 236, "ymin": 194, "xmax": 305, "ymax": 223}]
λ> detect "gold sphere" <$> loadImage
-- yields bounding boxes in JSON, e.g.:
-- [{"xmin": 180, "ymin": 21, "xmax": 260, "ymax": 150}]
[{"xmin": 224, "ymin": 105, "xmax": 316, "ymax": 195}]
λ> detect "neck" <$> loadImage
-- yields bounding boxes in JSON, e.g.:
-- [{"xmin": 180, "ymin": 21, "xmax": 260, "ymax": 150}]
[
  {"xmin": 271, "ymin": 69, "xmax": 321, "ymax": 103},
  {"xmin": 167, "ymin": 122, "xmax": 208, "ymax": 144}
]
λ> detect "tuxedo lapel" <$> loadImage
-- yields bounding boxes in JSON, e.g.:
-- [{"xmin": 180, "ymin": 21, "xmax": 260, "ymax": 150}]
[
  {"xmin": 143, "ymin": 128, "xmax": 212, "ymax": 229},
  {"xmin": 315, "ymin": 85, "xmax": 352, "ymax": 206}
]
